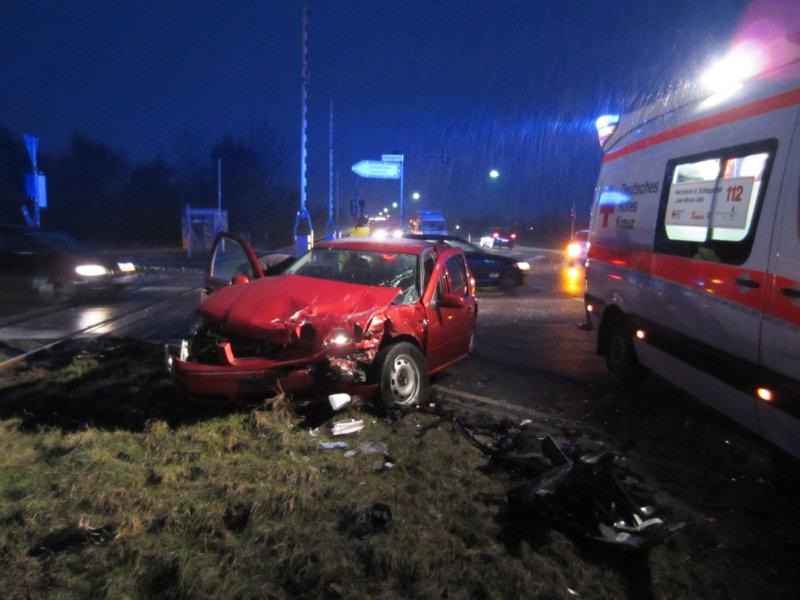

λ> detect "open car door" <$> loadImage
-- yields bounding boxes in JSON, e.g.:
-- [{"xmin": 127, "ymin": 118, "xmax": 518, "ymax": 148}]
[
  {"xmin": 205, "ymin": 232, "xmax": 264, "ymax": 295},
  {"xmin": 422, "ymin": 247, "xmax": 477, "ymax": 372}
]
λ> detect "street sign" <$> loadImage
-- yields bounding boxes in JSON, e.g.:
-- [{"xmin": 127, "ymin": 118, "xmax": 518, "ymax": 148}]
[
  {"xmin": 351, "ymin": 160, "xmax": 401, "ymax": 179},
  {"xmin": 25, "ymin": 173, "xmax": 47, "ymax": 207},
  {"xmin": 23, "ymin": 134, "xmax": 39, "ymax": 172},
  {"xmin": 381, "ymin": 154, "xmax": 404, "ymax": 163}
]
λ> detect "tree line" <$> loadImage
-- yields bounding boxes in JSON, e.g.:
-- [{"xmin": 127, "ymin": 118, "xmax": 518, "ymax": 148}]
[{"xmin": 0, "ymin": 123, "xmax": 308, "ymax": 250}]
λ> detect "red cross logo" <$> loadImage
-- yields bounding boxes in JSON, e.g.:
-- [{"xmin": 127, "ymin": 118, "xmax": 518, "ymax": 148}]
[{"xmin": 599, "ymin": 204, "xmax": 615, "ymax": 227}]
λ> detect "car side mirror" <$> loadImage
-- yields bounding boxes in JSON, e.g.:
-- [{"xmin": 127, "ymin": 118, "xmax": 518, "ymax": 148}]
[
  {"xmin": 439, "ymin": 292, "xmax": 465, "ymax": 309},
  {"xmin": 231, "ymin": 274, "xmax": 250, "ymax": 285}
]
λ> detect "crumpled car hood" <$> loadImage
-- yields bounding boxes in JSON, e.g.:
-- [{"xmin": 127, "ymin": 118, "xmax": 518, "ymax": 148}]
[{"xmin": 198, "ymin": 274, "xmax": 401, "ymax": 343}]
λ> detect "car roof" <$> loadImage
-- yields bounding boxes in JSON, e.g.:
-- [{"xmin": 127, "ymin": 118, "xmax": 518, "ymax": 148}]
[
  {"xmin": 403, "ymin": 233, "xmax": 460, "ymax": 241},
  {"xmin": 317, "ymin": 237, "xmax": 432, "ymax": 255}
]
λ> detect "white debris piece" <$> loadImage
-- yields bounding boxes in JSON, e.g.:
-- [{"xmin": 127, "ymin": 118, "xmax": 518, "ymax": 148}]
[
  {"xmin": 332, "ymin": 418, "xmax": 365, "ymax": 436},
  {"xmin": 328, "ymin": 393, "xmax": 352, "ymax": 411}
]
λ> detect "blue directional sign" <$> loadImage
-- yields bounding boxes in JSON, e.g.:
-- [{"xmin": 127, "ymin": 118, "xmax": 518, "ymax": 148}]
[{"xmin": 351, "ymin": 160, "xmax": 401, "ymax": 179}]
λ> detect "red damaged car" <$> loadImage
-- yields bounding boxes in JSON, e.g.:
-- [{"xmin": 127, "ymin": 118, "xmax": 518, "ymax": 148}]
[{"xmin": 170, "ymin": 233, "xmax": 477, "ymax": 407}]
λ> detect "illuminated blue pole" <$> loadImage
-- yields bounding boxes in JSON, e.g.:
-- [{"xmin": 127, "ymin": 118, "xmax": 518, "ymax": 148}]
[
  {"xmin": 325, "ymin": 99, "xmax": 335, "ymax": 239},
  {"xmin": 293, "ymin": 6, "xmax": 313, "ymax": 255},
  {"xmin": 399, "ymin": 160, "xmax": 405, "ymax": 228}
]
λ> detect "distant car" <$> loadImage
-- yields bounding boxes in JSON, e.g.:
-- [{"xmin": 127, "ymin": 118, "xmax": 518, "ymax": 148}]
[
  {"xmin": 404, "ymin": 233, "xmax": 529, "ymax": 289},
  {"xmin": 479, "ymin": 227, "xmax": 516, "ymax": 249},
  {"xmin": 565, "ymin": 229, "xmax": 590, "ymax": 265},
  {"xmin": 0, "ymin": 226, "xmax": 137, "ymax": 302},
  {"xmin": 171, "ymin": 233, "xmax": 477, "ymax": 407}
]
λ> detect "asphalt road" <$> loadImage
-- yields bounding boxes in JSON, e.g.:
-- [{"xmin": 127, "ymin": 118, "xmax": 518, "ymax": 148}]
[{"xmin": 0, "ymin": 271, "xmax": 203, "ymax": 361}]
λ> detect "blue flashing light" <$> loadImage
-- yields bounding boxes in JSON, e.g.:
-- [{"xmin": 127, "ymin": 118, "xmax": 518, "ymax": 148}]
[{"xmin": 595, "ymin": 114, "xmax": 620, "ymax": 148}]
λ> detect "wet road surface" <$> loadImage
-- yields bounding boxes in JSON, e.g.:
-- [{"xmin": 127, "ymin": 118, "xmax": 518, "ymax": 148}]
[{"xmin": 0, "ymin": 271, "xmax": 202, "ymax": 361}]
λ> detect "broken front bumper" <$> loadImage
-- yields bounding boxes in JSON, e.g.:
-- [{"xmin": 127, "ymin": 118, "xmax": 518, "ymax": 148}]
[{"xmin": 166, "ymin": 341, "xmax": 377, "ymax": 403}]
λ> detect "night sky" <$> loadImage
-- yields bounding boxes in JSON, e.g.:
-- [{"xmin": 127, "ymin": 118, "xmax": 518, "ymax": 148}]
[{"xmin": 1, "ymin": 0, "xmax": 749, "ymax": 225}]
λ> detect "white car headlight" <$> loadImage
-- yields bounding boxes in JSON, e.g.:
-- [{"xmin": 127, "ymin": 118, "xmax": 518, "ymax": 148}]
[
  {"xmin": 325, "ymin": 331, "xmax": 352, "ymax": 347},
  {"xmin": 566, "ymin": 242, "xmax": 581, "ymax": 259},
  {"xmin": 75, "ymin": 264, "xmax": 110, "ymax": 277},
  {"xmin": 117, "ymin": 261, "xmax": 136, "ymax": 273},
  {"xmin": 516, "ymin": 261, "xmax": 530, "ymax": 271}
]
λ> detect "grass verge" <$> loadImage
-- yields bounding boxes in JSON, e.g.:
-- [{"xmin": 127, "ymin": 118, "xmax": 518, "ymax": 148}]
[{"xmin": 0, "ymin": 339, "xmax": 797, "ymax": 599}]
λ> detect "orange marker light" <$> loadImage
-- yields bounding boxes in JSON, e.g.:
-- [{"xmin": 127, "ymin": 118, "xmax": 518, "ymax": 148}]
[{"xmin": 756, "ymin": 387, "xmax": 774, "ymax": 402}]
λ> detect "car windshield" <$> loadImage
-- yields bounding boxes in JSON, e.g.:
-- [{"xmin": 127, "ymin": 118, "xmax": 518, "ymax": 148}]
[{"xmin": 284, "ymin": 248, "xmax": 420, "ymax": 303}]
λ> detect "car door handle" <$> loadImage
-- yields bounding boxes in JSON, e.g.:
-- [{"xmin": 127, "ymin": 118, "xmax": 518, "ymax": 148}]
[
  {"xmin": 733, "ymin": 277, "xmax": 760, "ymax": 289},
  {"xmin": 780, "ymin": 287, "xmax": 800, "ymax": 299}
]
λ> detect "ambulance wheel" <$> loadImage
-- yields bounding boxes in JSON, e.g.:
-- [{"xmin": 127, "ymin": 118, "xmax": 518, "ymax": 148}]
[
  {"xmin": 375, "ymin": 341, "xmax": 429, "ymax": 409},
  {"xmin": 606, "ymin": 317, "xmax": 641, "ymax": 385}
]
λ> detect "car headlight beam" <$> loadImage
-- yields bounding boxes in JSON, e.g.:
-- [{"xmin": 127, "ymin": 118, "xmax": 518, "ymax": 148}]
[
  {"xmin": 516, "ymin": 261, "xmax": 530, "ymax": 271},
  {"xmin": 566, "ymin": 242, "xmax": 581, "ymax": 259},
  {"xmin": 117, "ymin": 261, "xmax": 136, "ymax": 273}
]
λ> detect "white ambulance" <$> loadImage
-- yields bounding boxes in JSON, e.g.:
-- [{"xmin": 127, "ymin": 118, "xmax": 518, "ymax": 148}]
[{"xmin": 585, "ymin": 54, "xmax": 800, "ymax": 458}]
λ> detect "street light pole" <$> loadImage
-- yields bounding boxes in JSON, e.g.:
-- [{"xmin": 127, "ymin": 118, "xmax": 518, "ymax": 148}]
[{"xmin": 216, "ymin": 158, "xmax": 222, "ymax": 211}]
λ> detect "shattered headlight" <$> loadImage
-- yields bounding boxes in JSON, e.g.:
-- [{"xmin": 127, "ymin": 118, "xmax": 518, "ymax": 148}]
[{"xmin": 325, "ymin": 330, "xmax": 352, "ymax": 347}]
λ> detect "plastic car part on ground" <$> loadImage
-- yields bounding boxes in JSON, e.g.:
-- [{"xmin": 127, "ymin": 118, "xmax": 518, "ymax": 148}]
[
  {"xmin": 332, "ymin": 418, "xmax": 365, "ymax": 435},
  {"xmin": 341, "ymin": 503, "xmax": 393, "ymax": 538},
  {"xmin": 28, "ymin": 516, "xmax": 116, "ymax": 556},
  {"xmin": 328, "ymin": 393, "xmax": 352, "ymax": 411},
  {"xmin": 449, "ymin": 411, "xmax": 666, "ymax": 551}
]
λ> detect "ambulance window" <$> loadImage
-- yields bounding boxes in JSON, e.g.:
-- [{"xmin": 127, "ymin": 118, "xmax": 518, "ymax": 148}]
[{"xmin": 655, "ymin": 140, "xmax": 776, "ymax": 265}]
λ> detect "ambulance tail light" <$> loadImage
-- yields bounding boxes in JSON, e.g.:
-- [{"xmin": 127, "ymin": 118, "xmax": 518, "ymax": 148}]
[{"xmin": 595, "ymin": 114, "xmax": 619, "ymax": 148}]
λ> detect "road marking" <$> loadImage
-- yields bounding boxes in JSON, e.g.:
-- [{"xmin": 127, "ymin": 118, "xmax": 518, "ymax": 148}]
[{"xmin": 433, "ymin": 384, "xmax": 558, "ymax": 423}]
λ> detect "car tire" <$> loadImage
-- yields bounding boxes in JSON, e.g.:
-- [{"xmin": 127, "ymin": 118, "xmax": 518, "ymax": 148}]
[
  {"xmin": 606, "ymin": 316, "xmax": 643, "ymax": 385},
  {"xmin": 375, "ymin": 341, "xmax": 429, "ymax": 409},
  {"xmin": 43, "ymin": 279, "xmax": 76, "ymax": 304},
  {"xmin": 499, "ymin": 271, "xmax": 517, "ymax": 291}
]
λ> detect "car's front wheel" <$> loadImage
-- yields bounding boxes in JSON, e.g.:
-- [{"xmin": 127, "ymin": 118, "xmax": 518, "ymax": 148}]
[
  {"xmin": 499, "ymin": 270, "xmax": 519, "ymax": 290},
  {"xmin": 375, "ymin": 341, "xmax": 429, "ymax": 409},
  {"xmin": 42, "ymin": 278, "xmax": 77, "ymax": 304}
]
